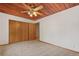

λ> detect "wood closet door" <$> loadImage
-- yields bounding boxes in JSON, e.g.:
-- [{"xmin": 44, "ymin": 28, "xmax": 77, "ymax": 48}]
[
  {"xmin": 29, "ymin": 23, "xmax": 37, "ymax": 40},
  {"xmin": 21, "ymin": 22, "xmax": 29, "ymax": 41},
  {"xmin": 9, "ymin": 20, "xmax": 29, "ymax": 44},
  {"xmin": 15, "ymin": 21, "xmax": 22, "ymax": 42},
  {"xmin": 9, "ymin": 20, "xmax": 17, "ymax": 43}
]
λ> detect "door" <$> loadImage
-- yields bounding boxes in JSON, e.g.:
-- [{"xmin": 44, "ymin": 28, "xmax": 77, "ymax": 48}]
[
  {"xmin": 9, "ymin": 20, "xmax": 29, "ymax": 44},
  {"xmin": 29, "ymin": 23, "xmax": 37, "ymax": 40},
  {"xmin": 9, "ymin": 20, "xmax": 17, "ymax": 43},
  {"xmin": 21, "ymin": 22, "xmax": 29, "ymax": 41}
]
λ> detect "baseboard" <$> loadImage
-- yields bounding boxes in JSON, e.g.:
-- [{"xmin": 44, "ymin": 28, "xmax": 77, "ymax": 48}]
[{"xmin": 39, "ymin": 40, "xmax": 79, "ymax": 53}]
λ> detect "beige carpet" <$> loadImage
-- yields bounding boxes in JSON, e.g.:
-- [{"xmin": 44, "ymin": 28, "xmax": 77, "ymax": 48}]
[{"xmin": 0, "ymin": 40, "xmax": 79, "ymax": 56}]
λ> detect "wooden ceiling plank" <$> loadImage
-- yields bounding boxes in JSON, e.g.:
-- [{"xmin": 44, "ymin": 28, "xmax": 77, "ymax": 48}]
[
  {"xmin": 64, "ymin": 3, "xmax": 71, "ymax": 8},
  {"xmin": 0, "ymin": 3, "xmax": 79, "ymax": 20},
  {"xmin": 44, "ymin": 4, "xmax": 54, "ymax": 14},
  {"xmin": 53, "ymin": 3, "xmax": 64, "ymax": 11}
]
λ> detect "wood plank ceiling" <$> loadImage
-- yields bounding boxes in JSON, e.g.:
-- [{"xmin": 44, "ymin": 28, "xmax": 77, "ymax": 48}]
[{"xmin": 0, "ymin": 3, "xmax": 79, "ymax": 20}]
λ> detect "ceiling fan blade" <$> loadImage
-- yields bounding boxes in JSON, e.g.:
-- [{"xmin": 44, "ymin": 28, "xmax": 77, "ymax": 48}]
[
  {"xmin": 36, "ymin": 12, "xmax": 44, "ymax": 16},
  {"xmin": 21, "ymin": 11, "xmax": 28, "ymax": 13},
  {"xmin": 22, "ymin": 3, "xmax": 31, "ymax": 10},
  {"xmin": 34, "ymin": 5, "xmax": 43, "ymax": 11}
]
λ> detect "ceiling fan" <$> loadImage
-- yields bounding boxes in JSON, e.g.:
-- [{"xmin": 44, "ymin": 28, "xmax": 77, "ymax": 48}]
[{"xmin": 21, "ymin": 3, "xmax": 44, "ymax": 17}]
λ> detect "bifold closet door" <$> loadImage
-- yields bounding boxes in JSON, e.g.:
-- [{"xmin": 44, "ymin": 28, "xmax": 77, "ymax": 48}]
[
  {"xmin": 9, "ymin": 20, "xmax": 17, "ymax": 43},
  {"xmin": 29, "ymin": 23, "xmax": 37, "ymax": 40},
  {"xmin": 21, "ymin": 22, "xmax": 29, "ymax": 41},
  {"xmin": 9, "ymin": 20, "xmax": 29, "ymax": 44}
]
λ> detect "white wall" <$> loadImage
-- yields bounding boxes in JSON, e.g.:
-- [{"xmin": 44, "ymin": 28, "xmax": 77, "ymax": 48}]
[
  {"xmin": 0, "ymin": 12, "xmax": 35, "ymax": 45},
  {"xmin": 39, "ymin": 6, "xmax": 79, "ymax": 52}
]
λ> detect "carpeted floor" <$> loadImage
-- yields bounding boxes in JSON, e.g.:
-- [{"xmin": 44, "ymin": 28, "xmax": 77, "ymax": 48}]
[{"xmin": 0, "ymin": 40, "xmax": 79, "ymax": 56}]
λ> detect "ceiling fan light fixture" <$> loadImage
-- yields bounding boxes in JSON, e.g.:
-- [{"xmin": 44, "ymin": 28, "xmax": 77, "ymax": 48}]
[
  {"xmin": 27, "ymin": 11, "xmax": 33, "ymax": 17},
  {"xmin": 30, "ymin": 14, "xmax": 33, "ymax": 17},
  {"xmin": 28, "ymin": 12, "xmax": 31, "ymax": 15},
  {"xmin": 33, "ymin": 12, "xmax": 37, "ymax": 16},
  {"xmin": 27, "ymin": 11, "xmax": 37, "ymax": 17}
]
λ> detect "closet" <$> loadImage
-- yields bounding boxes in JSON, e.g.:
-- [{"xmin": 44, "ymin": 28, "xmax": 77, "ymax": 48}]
[{"xmin": 9, "ymin": 20, "xmax": 38, "ymax": 44}]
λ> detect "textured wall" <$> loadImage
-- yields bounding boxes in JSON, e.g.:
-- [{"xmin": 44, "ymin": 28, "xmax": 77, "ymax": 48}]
[{"xmin": 39, "ymin": 6, "xmax": 79, "ymax": 52}]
